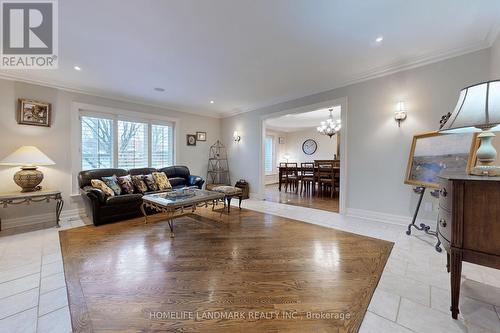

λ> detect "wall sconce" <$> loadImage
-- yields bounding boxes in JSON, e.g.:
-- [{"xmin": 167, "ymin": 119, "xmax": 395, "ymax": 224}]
[
  {"xmin": 394, "ymin": 101, "xmax": 407, "ymax": 127},
  {"xmin": 233, "ymin": 131, "xmax": 241, "ymax": 142}
]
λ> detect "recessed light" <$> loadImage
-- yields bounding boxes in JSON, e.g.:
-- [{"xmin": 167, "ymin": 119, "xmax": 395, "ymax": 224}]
[
  {"xmin": 73, "ymin": 66, "xmax": 81, "ymax": 71},
  {"xmin": 375, "ymin": 36, "xmax": 384, "ymax": 43},
  {"xmin": 154, "ymin": 87, "xmax": 165, "ymax": 92},
  {"xmin": 210, "ymin": 100, "xmax": 215, "ymax": 104}
]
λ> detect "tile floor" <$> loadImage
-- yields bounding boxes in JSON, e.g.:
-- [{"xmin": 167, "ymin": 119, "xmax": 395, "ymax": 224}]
[{"xmin": 0, "ymin": 199, "xmax": 499, "ymax": 333}]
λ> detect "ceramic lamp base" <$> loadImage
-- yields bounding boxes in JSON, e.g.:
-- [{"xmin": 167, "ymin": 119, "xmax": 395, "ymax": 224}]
[
  {"xmin": 469, "ymin": 130, "xmax": 500, "ymax": 177},
  {"xmin": 14, "ymin": 167, "xmax": 43, "ymax": 192}
]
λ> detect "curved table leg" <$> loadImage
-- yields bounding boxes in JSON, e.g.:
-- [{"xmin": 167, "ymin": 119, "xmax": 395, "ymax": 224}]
[{"xmin": 55, "ymin": 197, "xmax": 64, "ymax": 228}]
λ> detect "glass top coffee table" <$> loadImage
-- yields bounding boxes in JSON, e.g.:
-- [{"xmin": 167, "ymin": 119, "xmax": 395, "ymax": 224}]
[{"xmin": 141, "ymin": 188, "xmax": 225, "ymax": 237}]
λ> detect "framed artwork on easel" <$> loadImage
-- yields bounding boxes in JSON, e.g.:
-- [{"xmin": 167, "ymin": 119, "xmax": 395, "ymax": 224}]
[{"xmin": 404, "ymin": 131, "xmax": 477, "ymax": 189}]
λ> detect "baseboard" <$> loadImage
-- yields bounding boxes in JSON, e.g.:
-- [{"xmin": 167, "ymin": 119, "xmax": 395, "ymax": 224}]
[
  {"xmin": 346, "ymin": 208, "xmax": 435, "ymax": 227},
  {"xmin": 1, "ymin": 208, "xmax": 85, "ymax": 230}
]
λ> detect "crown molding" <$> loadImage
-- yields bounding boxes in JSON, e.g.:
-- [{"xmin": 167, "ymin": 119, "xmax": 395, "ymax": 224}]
[
  {"xmin": 223, "ymin": 40, "xmax": 492, "ymax": 118},
  {"xmin": 0, "ymin": 73, "xmax": 224, "ymax": 119}
]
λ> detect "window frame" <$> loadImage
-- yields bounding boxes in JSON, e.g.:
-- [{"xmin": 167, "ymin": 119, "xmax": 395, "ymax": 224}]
[
  {"xmin": 264, "ymin": 135, "xmax": 275, "ymax": 175},
  {"xmin": 71, "ymin": 103, "xmax": 178, "ymax": 195}
]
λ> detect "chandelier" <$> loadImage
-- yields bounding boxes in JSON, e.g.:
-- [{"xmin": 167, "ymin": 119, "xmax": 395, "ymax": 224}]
[{"xmin": 317, "ymin": 108, "xmax": 341, "ymax": 138}]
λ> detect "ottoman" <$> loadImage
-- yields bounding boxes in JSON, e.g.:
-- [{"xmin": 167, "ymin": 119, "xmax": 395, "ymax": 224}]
[{"xmin": 211, "ymin": 185, "xmax": 243, "ymax": 213}]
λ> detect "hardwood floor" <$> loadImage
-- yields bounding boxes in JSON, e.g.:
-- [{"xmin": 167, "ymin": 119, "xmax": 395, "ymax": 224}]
[
  {"xmin": 265, "ymin": 184, "xmax": 340, "ymax": 212},
  {"xmin": 60, "ymin": 207, "xmax": 392, "ymax": 332}
]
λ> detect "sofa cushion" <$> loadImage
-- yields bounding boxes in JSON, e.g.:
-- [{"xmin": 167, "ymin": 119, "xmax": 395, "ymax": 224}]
[
  {"xmin": 152, "ymin": 172, "xmax": 172, "ymax": 191},
  {"xmin": 168, "ymin": 177, "xmax": 186, "ymax": 188},
  {"xmin": 129, "ymin": 168, "xmax": 158, "ymax": 176},
  {"xmin": 79, "ymin": 169, "xmax": 128, "ymax": 188},
  {"xmin": 106, "ymin": 194, "xmax": 143, "ymax": 205},
  {"xmin": 101, "ymin": 175, "xmax": 122, "ymax": 195},
  {"xmin": 117, "ymin": 175, "xmax": 135, "ymax": 194},
  {"xmin": 91, "ymin": 179, "xmax": 115, "ymax": 197},
  {"xmin": 143, "ymin": 174, "xmax": 159, "ymax": 191},
  {"xmin": 131, "ymin": 175, "xmax": 148, "ymax": 193}
]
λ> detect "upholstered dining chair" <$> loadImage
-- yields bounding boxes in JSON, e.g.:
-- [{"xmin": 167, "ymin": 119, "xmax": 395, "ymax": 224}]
[
  {"xmin": 315, "ymin": 161, "xmax": 335, "ymax": 197},
  {"xmin": 300, "ymin": 162, "xmax": 315, "ymax": 195},
  {"xmin": 284, "ymin": 163, "xmax": 298, "ymax": 192}
]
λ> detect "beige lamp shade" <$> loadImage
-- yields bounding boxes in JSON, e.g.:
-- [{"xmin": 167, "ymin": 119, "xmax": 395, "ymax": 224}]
[
  {"xmin": 440, "ymin": 80, "xmax": 500, "ymax": 133},
  {"xmin": 0, "ymin": 146, "xmax": 55, "ymax": 167}
]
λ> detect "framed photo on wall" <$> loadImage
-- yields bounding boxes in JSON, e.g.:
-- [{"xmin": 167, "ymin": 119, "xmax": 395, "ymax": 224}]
[
  {"xmin": 196, "ymin": 131, "xmax": 207, "ymax": 141},
  {"xmin": 17, "ymin": 99, "xmax": 51, "ymax": 127},
  {"xmin": 405, "ymin": 131, "xmax": 476, "ymax": 189},
  {"xmin": 187, "ymin": 134, "xmax": 197, "ymax": 146}
]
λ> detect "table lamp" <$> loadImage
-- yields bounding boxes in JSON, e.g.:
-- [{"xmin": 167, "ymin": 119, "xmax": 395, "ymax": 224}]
[
  {"xmin": 0, "ymin": 146, "xmax": 55, "ymax": 192},
  {"xmin": 440, "ymin": 80, "xmax": 500, "ymax": 176}
]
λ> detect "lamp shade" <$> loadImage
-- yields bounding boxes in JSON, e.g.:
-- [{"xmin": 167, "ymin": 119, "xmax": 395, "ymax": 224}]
[
  {"xmin": 440, "ymin": 80, "xmax": 500, "ymax": 133},
  {"xmin": 0, "ymin": 146, "xmax": 55, "ymax": 167}
]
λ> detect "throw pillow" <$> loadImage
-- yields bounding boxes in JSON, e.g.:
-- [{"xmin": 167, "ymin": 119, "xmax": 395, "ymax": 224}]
[
  {"xmin": 91, "ymin": 179, "xmax": 115, "ymax": 197},
  {"xmin": 117, "ymin": 175, "xmax": 135, "ymax": 194},
  {"xmin": 131, "ymin": 175, "xmax": 148, "ymax": 193},
  {"xmin": 101, "ymin": 175, "xmax": 122, "ymax": 195},
  {"xmin": 143, "ymin": 174, "xmax": 159, "ymax": 191},
  {"xmin": 152, "ymin": 172, "xmax": 172, "ymax": 191}
]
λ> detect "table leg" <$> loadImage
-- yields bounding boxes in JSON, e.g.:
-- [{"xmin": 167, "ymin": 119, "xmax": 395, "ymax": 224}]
[
  {"xmin": 141, "ymin": 203, "xmax": 148, "ymax": 224},
  {"xmin": 450, "ymin": 249, "xmax": 462, "ymax": 319},
  {"xmin": 167, "ymin": 213, "xmax": 175, "ymax": 238},
  {"xmin": 278, "ymin": 168, "xmax": 282, "ymax": 191},
  {"xmin": 55, "ymin": 197, "xmax": 64, "ymax": 228}
]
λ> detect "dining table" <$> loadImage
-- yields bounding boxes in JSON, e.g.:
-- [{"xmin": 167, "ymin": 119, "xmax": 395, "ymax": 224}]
[{"xmin": 277, "ymin": 165, "xmax": 340, "ymax": 191}]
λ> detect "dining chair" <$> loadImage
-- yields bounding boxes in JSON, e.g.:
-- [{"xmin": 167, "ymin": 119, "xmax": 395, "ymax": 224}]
[
  {"xmin": 315, "ymin": 161, "xmax": 335, "ymax": 197},
  {"xmin": 284, "ymin": 163, "xmax": 298, "ymax": 192},
  {"xmin": 300, "ymin": 162, "xmax": 315, "ymax": 195}
]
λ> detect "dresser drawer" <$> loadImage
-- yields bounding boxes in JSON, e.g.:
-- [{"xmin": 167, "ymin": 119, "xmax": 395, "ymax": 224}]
[
  {"xmin": 437, "ymin": 208, "xmax": 452, "ymax": 243},
  {"xmin": 439, "ymin": 180, "xmax": 453, "ymax": 211}
]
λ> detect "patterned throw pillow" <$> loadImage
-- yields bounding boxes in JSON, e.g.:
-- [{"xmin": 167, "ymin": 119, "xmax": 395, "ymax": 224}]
[
  {"xmin": 143, "ymin": 174, "xmax": 159, "ymax": 191},
  {"xmin": 91, "ymin": 179, "xmax": 115, "ymax": 197},
  {"xmin": 117, "ymin": 175, "xmax": 135, "ymax": 194},
  {"xmin": 101, "ymin": 175, "xmax": 122, "ymax": 195},
  {"xmin": 152, "ymin": 172, "xmax": 172, "ymax": 191},
  {"xmin": 131, "ymin": 175, "xmax": 148, "ymax": 193}
]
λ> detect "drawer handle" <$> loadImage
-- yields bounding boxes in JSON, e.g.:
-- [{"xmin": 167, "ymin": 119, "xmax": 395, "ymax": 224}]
[
  {"xmin": 440, "ymin": 188, "xmax": 447, "ymax": 197},
  {"xmin": 439, "ymin": 218, "xmax": 447, "ymax": 228}
]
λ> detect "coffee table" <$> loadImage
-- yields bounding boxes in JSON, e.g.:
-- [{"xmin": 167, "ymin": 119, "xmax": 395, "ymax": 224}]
[{"xmin": 141, "ymin": 189, "xmax": 225, "ymax": 237}]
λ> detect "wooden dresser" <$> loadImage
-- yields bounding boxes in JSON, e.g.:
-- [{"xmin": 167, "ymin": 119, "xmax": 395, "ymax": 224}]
[{"xmin": 437, "ymin": 174, "xmax": 500, "ymax": 319}]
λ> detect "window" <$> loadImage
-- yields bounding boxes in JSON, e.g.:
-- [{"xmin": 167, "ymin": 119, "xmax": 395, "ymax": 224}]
[
  {"xmin": 118, "ymin": 120, "xmax": 148, "ymax": 169},
  {"xmin": 264, "ymin": 136, "xmax": 274, "ymax": 175},
  {"xmin": 80, "ymin": 114, "xmax": 174, "ymax": 170},
  {"xmin": 81, "ymin": 116, "xmax": 113, "ymax": 170}
]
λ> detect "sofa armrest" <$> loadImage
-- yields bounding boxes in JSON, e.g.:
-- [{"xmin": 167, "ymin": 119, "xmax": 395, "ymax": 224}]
[
  {"xmin": 81, "ymin": 186, "xmax": 107, "ymax": 204},
  {"xmin": 187, "ymin": 175, "xmax": 205, "ymax": 189}
]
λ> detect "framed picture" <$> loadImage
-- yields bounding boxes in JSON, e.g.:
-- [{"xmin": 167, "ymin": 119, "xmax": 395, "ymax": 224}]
[
  {"xmin": 187, "ymin": 134, "xmax": 197, "ymax": 146},
  {"xmin": 405, "ymin": 131, "xmax": 476, "ymax": 189},
  {"xmin": 196, "ymin": 131, "xmax": 207, "ymax": 141},
  {"xmin": 17, "ymin": 99, "xmax": 51, "ymax": 127},
  {"xmin": 278, "ymin": 137, "xmax": 285, "ymax": 144},
  {"xmin": 467, "ymin": 133, "xmax": 499, "ymax": 173}
]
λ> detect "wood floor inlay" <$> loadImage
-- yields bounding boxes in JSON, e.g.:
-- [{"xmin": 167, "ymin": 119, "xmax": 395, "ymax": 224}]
[{"xmin": 60, "ymin": 207, "xmax": 392, "ymax": 332}]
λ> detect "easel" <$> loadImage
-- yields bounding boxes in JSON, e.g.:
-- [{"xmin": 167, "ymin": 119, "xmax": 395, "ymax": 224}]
[{"xmin": 406, "ymin": 186, "xmax": 442, "ymax": 252}]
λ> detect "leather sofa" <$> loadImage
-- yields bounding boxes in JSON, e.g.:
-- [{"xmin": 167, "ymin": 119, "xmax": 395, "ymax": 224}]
[{"xmin": 79, "ymin": 166, "xmax": 204, "ymax": 225}]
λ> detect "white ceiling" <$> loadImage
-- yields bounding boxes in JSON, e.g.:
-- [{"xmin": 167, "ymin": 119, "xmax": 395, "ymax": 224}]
[
  {"xmin": 266, "ymin": 106, "xmax": 341, "ymax": 132},
  {"xmin": 1, "ymin": 0, "xmax": 499, "ymax": 117}
]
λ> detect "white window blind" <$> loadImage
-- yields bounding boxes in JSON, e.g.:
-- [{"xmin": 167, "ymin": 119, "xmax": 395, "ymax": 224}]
[
  {"xmin": 151, "ymin": 124, "xmax": 174, "ymax": 168},
  {"xmin": 118, "ymin": 120, "xmax": 148, "ymax": 169},
  {"xmin": 81, "ymin": 116, "xmax": 113, "ymax": 170},
  {"xmin": 80, "ymin": 114, "xmax": 174, "ymax": 170},
  {"xmin": 265, "ymin": 136, "xmax": 274, "ymax": 174}
]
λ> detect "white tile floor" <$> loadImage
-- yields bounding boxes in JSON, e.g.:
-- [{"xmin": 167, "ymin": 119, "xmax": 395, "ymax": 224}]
[{"xmin": 0, "ymin": 199, "xmax": 499, "ymax": 333}]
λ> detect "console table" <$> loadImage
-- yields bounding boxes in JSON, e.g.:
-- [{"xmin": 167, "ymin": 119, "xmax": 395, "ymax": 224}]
[
  {"xmin": 0, "ymin": 190, "xmax": 64, "ymax": 231},
  {"xmin": 437, "ymin": 174, "xmax": 500, "ymax": 319}
]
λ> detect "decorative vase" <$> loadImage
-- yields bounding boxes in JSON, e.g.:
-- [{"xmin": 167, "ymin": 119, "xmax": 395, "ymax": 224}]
[{"xmin": 13, "ymin": 167, "xmax": 43, "ymax": 192}]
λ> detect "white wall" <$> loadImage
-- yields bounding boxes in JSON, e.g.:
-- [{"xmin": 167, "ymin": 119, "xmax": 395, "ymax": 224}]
[
  {"xmin": 491, "ymin": 34, "xmax": 500, "ymax": 79},
  {"xmin": 283, "ymin": 128, "xmax": 338, "ymax": 163},
  {"xmin": 0, "ymin": 79, "xmax": 220, "ymax": 227},
  {"xmin": 221, "ymin": 49, "xmax": 490, "ymax": 221}
]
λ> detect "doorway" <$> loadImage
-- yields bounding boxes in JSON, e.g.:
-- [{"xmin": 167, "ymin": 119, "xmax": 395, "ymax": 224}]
[{"xmin": 259, "ymin": 98, "xmax": 347, "ymax": 214}]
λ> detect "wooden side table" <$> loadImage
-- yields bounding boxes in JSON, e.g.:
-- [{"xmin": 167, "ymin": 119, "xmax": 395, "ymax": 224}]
[{"xmin": 0, "ymin": 190, "xmax": 64, "ymax": 231}]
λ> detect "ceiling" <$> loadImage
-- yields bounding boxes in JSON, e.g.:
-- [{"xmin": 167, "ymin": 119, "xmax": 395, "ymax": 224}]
[
  {"xmin": 266, "ymin": 106, "xmax": 341, "ymax": 132},
  {"xmin": 1, "ymin": 0, "xmax": 499, "ymax": 117}
]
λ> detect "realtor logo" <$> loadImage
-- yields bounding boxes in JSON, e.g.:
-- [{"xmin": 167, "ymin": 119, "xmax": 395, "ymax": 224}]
[{"xmin": 1, "ymin": 0, "xmax": 58, "ymax": 69}]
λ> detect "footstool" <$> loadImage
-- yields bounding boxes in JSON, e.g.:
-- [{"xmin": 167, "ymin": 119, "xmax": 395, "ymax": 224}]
[{"xmin": 210, "ymin": 185, "xmax": 243, "ymax": 213}]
